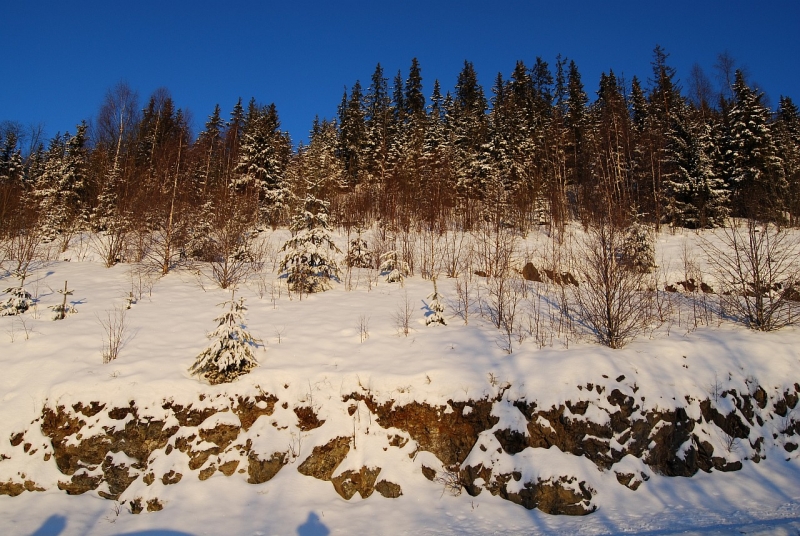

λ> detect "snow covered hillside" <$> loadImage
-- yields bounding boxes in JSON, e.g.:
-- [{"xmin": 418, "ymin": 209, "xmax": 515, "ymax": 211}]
[{"xmin": 1, "ymin": 225, "xmax": 800, "ymax": 535}]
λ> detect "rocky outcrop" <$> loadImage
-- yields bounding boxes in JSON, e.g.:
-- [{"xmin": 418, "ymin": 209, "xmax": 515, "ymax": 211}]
[{"xmin": 1, "ymin": 379, "xmax": 798, "ymax": 516}]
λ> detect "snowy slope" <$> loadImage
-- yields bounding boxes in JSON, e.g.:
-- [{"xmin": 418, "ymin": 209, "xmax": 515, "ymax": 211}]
[{"xmin": 1, "ymin": 226, "xmax": 800, "ymax": 535}]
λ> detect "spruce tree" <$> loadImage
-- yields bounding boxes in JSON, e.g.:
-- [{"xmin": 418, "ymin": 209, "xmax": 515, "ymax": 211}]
[
  {"xmin": 775, "ymin": 96, "xmax": 800, "ymax": 224},
  {"xmin": 379, "ymin": 250, "xmax": 409, "ymax": 284},
  {"xmin": 345, "ymin": 229, "xmax": 373, "ymax": 268},
  {"xmin": 664, "ymin": 104, "xmax": 728, "ymax": 228},
  {"xmin": 189, "ymin": 293, "xmax": 261, "ymax": 384},
  {"xmin": 727, "ymin": 70, "xmax": 786, "ymax": 219},
  {"xmin": 234, "ymin": 103, "xmax": 290, "ymax": 227},
  {"xmin": 280, "ymin": 195, "xmax": 341, "ymax": 293},
  {"xmin": 425, "ymin": 277, "xmax": 446, "ymax": 326},
  {"xmin": 0, "ymin": 270, "xmax": 32, "ymax": 317}
]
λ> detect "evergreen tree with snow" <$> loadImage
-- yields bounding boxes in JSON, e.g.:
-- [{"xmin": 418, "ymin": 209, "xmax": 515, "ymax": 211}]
[
  {"xmin": 189, "ymin": 293, "xmax": 261, "ymax": 384},
  {"xmin": 725, "ymin": 70, "xmax": 786, "ymax": 219},
  {"xmin": 664, "ymin": 104, "xmax": 729, "ymax": 228},
  {"xmin": 425, "ymin": 277, "xmax": 446, "ymax": 326},
  {"xmin": 280, "ymin": 195, "xmax": 341, "ymax": 293},
  {"xmin": 621, "ymin": 218, "xmax": 656, "ymax": 273},
  {"xmin": 234, "ymin": 103, "xmax": 291, "ymax": 227},
  {"xmin": 50, "ymin": 280, "xmax": 76, "ymax": 320},
  {"xmin": 775, "ymin": 96, "xmax": 800, "ymax": 224},
  {"xmin": 345, "ymin": 229, "xmax": 373, "ymax": 268},
  {"xmin": 36, "ymin": 123, "xmax": 90, "ymax": 244},
  {"xmin": 379, "ymin": 250, "xmax": 409, "ymax": 283},
  {"xmin": 0, "ymin": 270, "xmax": 33, "ymax": 317}
]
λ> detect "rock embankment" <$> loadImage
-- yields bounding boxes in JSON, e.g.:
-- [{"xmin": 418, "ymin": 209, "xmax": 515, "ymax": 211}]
[{"xmin": 2, "ymin": 380, "xmax": 798, "ymax": 516}]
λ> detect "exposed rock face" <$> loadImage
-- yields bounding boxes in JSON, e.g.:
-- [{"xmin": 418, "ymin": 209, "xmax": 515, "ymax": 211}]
[
  {"xmin": 1, "ymin": 380, "xmax": 797, "ymax": 516},
  {"xmin": 496, "ymin": 475, "xmax": 595, "ymax": 515},
  {"xmin": 347, "ymin": 395, "xmax": 498, "ymax": 466},
  {"xmin": 298, "ymin": 436, "xmax": 352, "ymax": 480},
  {"xmin": 248, "ymin": 452, "xmax": 287, "ymax": 484}
]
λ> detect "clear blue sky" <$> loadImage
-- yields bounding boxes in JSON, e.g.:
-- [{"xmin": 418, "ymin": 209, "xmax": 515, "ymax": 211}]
[{"xmin": 3, "ymin": 0, "xmax": 798, "ymax": 146}]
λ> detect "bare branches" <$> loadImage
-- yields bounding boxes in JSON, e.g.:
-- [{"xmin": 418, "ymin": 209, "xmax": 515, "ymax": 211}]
[
  {"xmin": 571, "ymin": 221, "xmax": 654, "ymax": 348},
  {"xmin": 98, "ymin": 306, "xmax": 128, "ymax": 364},
  {"xmin": 703, "ymin": 219, "xmax": 800, "ymax": 330}
]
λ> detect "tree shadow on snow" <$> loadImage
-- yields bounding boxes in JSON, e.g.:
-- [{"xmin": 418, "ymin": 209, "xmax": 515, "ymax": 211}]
[
  {"xmin": 30, "ymin": 515, "xmax": 67, "ymax": 536},
  {"xmin": 297, "ymin": 512, "xmax": 329, "ymax": 536}
]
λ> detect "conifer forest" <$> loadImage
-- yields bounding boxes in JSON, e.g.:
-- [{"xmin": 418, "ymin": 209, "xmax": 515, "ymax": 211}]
[{"xmin": 1, "ymin": 47, "xmax": 799, "ymax": 302}]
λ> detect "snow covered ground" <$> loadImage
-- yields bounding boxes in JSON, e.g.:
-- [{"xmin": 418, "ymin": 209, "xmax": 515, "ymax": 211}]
[{"xmin": 1, "ymin": 226, "xmax": 800, "ymax": 535}]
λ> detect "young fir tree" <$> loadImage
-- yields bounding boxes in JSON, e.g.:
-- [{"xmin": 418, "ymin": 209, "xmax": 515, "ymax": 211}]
[
  {"xmin": 345, "ymin": 229, "xmax": 373, "ymax": 268},
  {"xmin": 50, "ymin": 280, "xmax": 76, "ymax": 320},
  {"xmin": 621, "ymin": 219, "xmax": 656, "ymax": 273},
  {"xmin": 189, "ymin": 293, "xmax": 261, "ymax": 384},
  {"xmin": 0, "ymin": 270, "xmax": 33, "ymax": 317},
  {"xmin": 379, "ymin": 250, "xmax": 409, "ymax": 283},
  {"xmin": 280, "ymin": 195, "xmax": 341, "ymax": 293},
  {"xmin": 425, "ymin": 277, "xmax": 446, "ymax": 326}
]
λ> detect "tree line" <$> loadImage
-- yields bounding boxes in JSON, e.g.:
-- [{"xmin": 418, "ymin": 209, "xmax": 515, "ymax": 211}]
[{"xmin": 1, "ymin": 46, "xmax": 799, "ymax": 262}]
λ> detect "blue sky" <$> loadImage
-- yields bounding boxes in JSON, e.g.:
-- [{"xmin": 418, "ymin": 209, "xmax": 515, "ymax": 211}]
[{"xmin": 3, "ymin": 0, "xmax": 798, "ymax": 146}]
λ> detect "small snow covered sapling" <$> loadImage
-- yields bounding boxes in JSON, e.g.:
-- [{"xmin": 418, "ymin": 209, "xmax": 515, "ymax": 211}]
[
  {"xmin": 621, "ymin": 220, "xmax": 656, "ymax": 273},
  {"xmin": 345, "ymin": 230, "xmax": 373, "ymax": 269},
  {"xmin": 189, "ymin": 291, "xmax": 262, "ymax": 384},
  {"xmin": 0, "ymin": 270, "xmax": 33, "ymax": 316},
  {"xmin": 50, "ymin": 280, "xmax": 76, "ymax": 320},
  {"xmin": 426, "ymin": 277, "xmax": 447, "ymax": 326},
  {"xmin": 380, "ymin": 250, "xmax": 409, "ymax": 284}
]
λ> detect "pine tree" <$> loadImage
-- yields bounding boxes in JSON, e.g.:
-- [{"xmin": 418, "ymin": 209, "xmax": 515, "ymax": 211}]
[
  {"xmin": 194, "ymin": 104, "xmax": 225, "ymax": 193},
  {"xmin": 364, "ymin": 64, "xmax": 391, "ymax": 185},
  {"xmin": 425, "ymin": 277, "xmax": 446, "ymax": 325},
  {"xmin": 452, "ymin": 61, "xmax": 489, "ymax": 226},
  {"xmin": 189, "ymin": 293, "xmax": 261, "ymax": 385},
  {"xmin": 405, "ymin": 57, "xmax": 425, "ymax": 119},
  {"xmin": 280, "ymin": 195, "xmax": 341, "ymax": 293},
  {"xmin": 621, "ymin": 218, "xmax": 656, "ymax": 273},
  {"xmin": 0, "ymin": 130, "xmax": 24, "ymax": 228},
  {"xmin": 36, "ymin": 133, "xmax": 68, "ymax": 241},
  {"xmin": 565, "ymin": 60, "xmax": 590, "ymax": 220}
]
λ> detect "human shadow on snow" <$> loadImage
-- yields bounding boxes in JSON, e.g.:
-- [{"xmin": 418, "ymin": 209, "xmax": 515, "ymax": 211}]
[
  {"xmin": 29, "ymin": 514, "xmax": 66, "ymax": 536},
  {"xmin": 297, "ymin": 511, "xmax": 330, "ymax": 536}
]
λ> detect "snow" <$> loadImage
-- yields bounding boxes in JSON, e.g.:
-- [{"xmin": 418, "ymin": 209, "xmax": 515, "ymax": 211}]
[{"xmin": 1, "ymin": 225, "xmax": 800, "ymax": 534}]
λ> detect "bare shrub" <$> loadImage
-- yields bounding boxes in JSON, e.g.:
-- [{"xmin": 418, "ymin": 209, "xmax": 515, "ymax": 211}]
[
  {"xmin": 99, "ymin": 306, "xmax": 128, "ymax": 363},
  {"xmin": 3, "ymin": 224, "xmax": 45, "ymax": 276},
  {"xmin": 394, "ymin": 291, "xmax": 413, "ymax": 337},
  {"xmin": 358, "ymin": 314, "xmax": 370, "ymax": 342},
  {"xmin": 471, "ymin": 224, "xmax": 517, "ymax": 278},
  {"xmin": 434, "ymin": 466, "xmax": 463, "ymax": 497},
  {"xmin": 442, "ymin": 231, "xmax": 469, "ymax": 278},
  {"xmin": 91, "ymin": 226, "xmax": 129, "ymax": 268},
  {"xmin": 453, "ymin": 270, "xmax": 475, "ymax": 325},
  {"xmin": 571, "ymin": 220, "xmax": 654, "ymax": 348},
  {"xmin": 703, "ymin": 219, "xmax": 800, "ymax": 331},
  {"xmin": 485, "ymin": 274, "xmax": 525, "ymax": 353}
]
